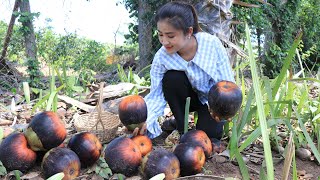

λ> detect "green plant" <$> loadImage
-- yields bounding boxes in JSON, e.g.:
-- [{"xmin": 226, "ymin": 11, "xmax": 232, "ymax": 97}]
[
  {"xmin": 90, "ymin": 157, "xmax": 113, "ymax": 179},
  {"xmin": 227, "ymin": 24, "xmax": 320, "ymax": 179},
  {"xmin": 0, "ymin": 161, "xmax": 7, "ymax": 176},
  {"xmin": 22, "ymin": 82, "xmax": 30, "ymax": 104},
  {"xmin": 117, "ymin": 64, "xmax": 150, "ymax": 94},
  {"xmin": 31, "ymin": 65, "xmax": 64, "ymax": 113}
]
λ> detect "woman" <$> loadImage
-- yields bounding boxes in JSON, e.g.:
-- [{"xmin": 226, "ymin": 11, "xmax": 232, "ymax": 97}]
[{"xmin": 143, "ymin": 1, "xmax": 234, "ymax": 141}]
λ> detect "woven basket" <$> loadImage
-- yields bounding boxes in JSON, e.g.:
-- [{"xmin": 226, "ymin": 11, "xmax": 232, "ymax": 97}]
[{"xmin": 74, "ymin": 111, "xmax": 121, "ymax": 143}]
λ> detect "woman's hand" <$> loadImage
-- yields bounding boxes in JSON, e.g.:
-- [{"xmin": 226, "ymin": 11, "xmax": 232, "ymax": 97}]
[
  {"xmin": 132, "ymin": 122, "xmax": 147, "ymax": 136},
  {"xmin": 211, "ymin": 115, "xmax": 231, "ymax": 123},
  {"xmin": 208, "ymin": 107, "xmax": 231, "ymax": 122}
]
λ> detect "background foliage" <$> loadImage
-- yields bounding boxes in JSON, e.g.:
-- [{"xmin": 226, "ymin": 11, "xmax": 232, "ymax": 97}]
[{"xmin": 122, "ymin": 0, "xmax": 319, "ymax": 78}]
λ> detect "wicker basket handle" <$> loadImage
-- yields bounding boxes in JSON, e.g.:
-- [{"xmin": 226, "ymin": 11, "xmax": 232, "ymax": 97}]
[{"xmin": 92, "ymin": 82, "xmax": 105, "ymax": 131}]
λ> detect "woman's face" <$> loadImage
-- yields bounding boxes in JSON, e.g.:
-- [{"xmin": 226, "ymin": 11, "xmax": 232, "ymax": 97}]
[{"xmin": 157, "ymin": 20, "xmax": 190, "ymax": 54}]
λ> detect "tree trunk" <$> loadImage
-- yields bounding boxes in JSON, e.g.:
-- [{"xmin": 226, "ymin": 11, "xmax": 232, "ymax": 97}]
[
  {"xmin": 137, "ymin": 0, "xmax": 152, "ymax": 75},
  {"xmin": 0, "ymin": 0, "xmax": 21, "ymax": 74},
  {"xmin": 20, "ymin": 0, "xmax": 41, "ymax": 84}
]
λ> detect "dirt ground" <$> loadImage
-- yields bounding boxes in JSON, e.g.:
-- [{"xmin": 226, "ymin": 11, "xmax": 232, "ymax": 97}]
[
  {"xmin": 148, "ymin": 131, "xmax": 320, "ymax": 180},
  {"xmin": 1, "ymin": 86, "xmax": 319, "ymax": 180},
  {"xmin": 205, "ymin": 155, "xmax": 320, "ymax": 180}
]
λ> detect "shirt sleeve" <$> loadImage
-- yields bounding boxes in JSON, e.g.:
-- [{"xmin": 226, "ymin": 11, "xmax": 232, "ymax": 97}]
[
  {"xmin": 144, "ymin": 53, "xmax": 167, "ymax": 139},
  {"xmin": 214, "ymin": 37, "xmax": 235, "ymax": 83}
]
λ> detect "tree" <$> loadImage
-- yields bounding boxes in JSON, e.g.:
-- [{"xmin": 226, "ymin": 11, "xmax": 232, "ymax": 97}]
[
  {"xmin": 19, "ymin": 0, "xmax": 42, "ymax": 87},
  {"xmin": 122, "ymin": 0, "xmax": 167, "ymax": 74},
  {"xmin": 0, "ymin": 0, "xmax": 21, "ymax": 75},
  {"xmin": 137, "ymin": 0, "xmax": 153, "ymax": 74},
  {"xmin": 259, "ymin": 0, "xmax": 302, "ymax": 77}
]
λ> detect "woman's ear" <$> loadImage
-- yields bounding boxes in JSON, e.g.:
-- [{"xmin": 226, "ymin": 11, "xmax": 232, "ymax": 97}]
[{"xmin": 188, "ymin": 27, "xmax": 193, "ymax": 36}]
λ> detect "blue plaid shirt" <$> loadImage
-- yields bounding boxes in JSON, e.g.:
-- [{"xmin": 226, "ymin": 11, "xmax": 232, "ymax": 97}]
[{"xmin": 144, "ymin": 32, "xmax": 234, "ymax": 138}]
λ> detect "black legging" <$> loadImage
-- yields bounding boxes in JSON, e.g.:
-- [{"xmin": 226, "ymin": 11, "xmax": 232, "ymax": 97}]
[{"xmin": 162, "ymin": 70, "xmax": 224, "ymax": 139}]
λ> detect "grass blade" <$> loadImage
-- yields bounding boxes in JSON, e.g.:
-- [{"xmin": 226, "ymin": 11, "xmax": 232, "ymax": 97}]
[
  {"xmin": 117, "ymin": 64, "xmax": 128, "ymax": 82},
  {"xmin": 292, "ymin": 148, "xmax": 298, "ymax": 180},
  {"xmin": 245, "ymin": 23, "xmax": 274, "ymax": 179},
  {"xmin": 46, "ymin": 85, "xmax": 64, "ymax": 111},
  {"xmin": 237, "ymin": 87, "xmax": 254, "ymax": 138},
  {"xmin": 289, "ymin": 78, "xmax": 320, "ymax": 84},
  {"xmin": 230, "ymin": 119, "xmax": 250, "ymax": 179},
  {"xmin": 0, "ymin": 127, "xmax": 3, "ymax": 142},
  {"xmin": 235, "ymin": 149, "xmax": 250, "ymax": 180},
  {"xmin": 296, "ymin": 112, "xmax": 320, "ymax": 163},
  {"xmin": 22, "ymin": 82, "xmax": 30, "ymax": 104},
  {"xmin": 259, "ymin": 166, "xmax": 267, "ymax": 180},
  {"xmin": 272, "ymin": 33, "xmax": 302, "ymax": 98},
  {"xmin": 297, "ymin": 89, "xmax": 308, "ymax": 113},
  {"xmin": 239, "ymin": 119, "xmax": 283, "ymax": 152},
  {"xmin": 32, "ymin": 93, "xmax": 50, "ymax": 113},
  {"xmin": 281, "ymin": 132, "xmax": 294, "ymax": 180},
  {"xmin": 184, "ymin": 97, "xmax": 190, "ymax": 134},
  {"xmin": 230, "ymin": 119, "xmax": 238, "ymax": 157}
]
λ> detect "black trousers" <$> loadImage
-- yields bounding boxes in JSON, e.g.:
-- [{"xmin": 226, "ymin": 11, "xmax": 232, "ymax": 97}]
[{"xmin": 162, "ymin": 70, "xmax": 224, "ymax": 139}]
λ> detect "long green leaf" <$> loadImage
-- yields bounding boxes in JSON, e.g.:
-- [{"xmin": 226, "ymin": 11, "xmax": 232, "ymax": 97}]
[
  {"xmin": 230, "ymin": 119, "xmax": 238, "ymax": 157},
  {"xmin": 275, "ymin": 85, "xmax": 287, "ymax": 117},
  {"xmin": 296, "ymin": 112, "xmax": 320, "ymax": 163},
  {"xmin": 318, "ymin": 124, "xmax": 320, "ymax": 153},
  {"xmin": 259, "ymin": 166, "xmax": 267, "ymax": 180},
  {"xmin": 239, "ymin": 119, "xmax": 284, "ymax": 152},
  {"xmin": 137, "ymin": 64, "xmax": 151, "ymax": 76},
  {"xmin": 50, "ymin": 65, "xmax": 58, "ymax": 112},
  {"xmin": 297, "ymin": 89, "xmax": 308, "ymax": 113},
  {"xmin": 184, "ymin": 97, "xmax": 190, "ymax": 134},
  {"xmin": 46, "ymin": 85, "xmax": 64, "ymax": 111},
  {"xmin": 235, "ymin": 149, "xmax": 250, "ymax": 180},
  {"xmin": 289, "ymin": 78, "xmax": 320, "ymax": 85},
  {"xmin": 292, "ymin": 148, "xmax": 298, "ymax": 180},
  {"xmin": 32, "ymin": 93, "xmax": 51, "ymax": 113},
  {"xmin": 264, "ymin": 77, "xmax": 281, "ymax": 152},
  {"xmin": 237, "ymin": 87, "xmax": 254, "ymax": 138},
  {"xmin": 230, "ymin": 119, "xmax": 250, "ymax": 180},
  {"xmin": 54, "ymin": 66, "xmax": 63, "ymax": 85},
  {"xmin": 14, "ymin": 170, "xmax": 21, "ymax": 180},
  {"xmin": 281, "ymin": 132, "xmax": 294, "ymax": 180},
  {"xmin": 272, "ymin": 33, "xmax": 302, "ymax": 98},
  {"xmin": 0, "ymin": 127, "xmax": 3, "ymax": 141},
  {"xmin": 22, "ymin": 82, "xmax": 30, "ymax": 104},
  {"xmin": 117, "ymin": 64, "xmax": 128, "ymax": 82},
  {"xmin": 245, "ymin": 23, "xmax": 274, "ymax": 179}
]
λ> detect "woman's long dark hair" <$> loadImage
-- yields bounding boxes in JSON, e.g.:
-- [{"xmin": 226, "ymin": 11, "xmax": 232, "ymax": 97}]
[{"xmin": 155, "ymin": 1, "xmax": 200, "ymax": 34}]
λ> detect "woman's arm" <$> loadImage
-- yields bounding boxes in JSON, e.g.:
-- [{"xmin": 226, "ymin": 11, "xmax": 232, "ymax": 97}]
[{"xmin": 144, "ymin": 54, "xmax": 168, "ymax": 139}]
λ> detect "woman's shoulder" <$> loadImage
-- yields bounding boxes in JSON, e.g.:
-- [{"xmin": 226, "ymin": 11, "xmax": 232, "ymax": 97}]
[
  {"xmin": 195, "ymin": 32, "xmax": 220, "ymax": 43},
  {"xmin": 153, "ymin": 46, "xmax": 174, "ymax": 63},
  {"xmin": 154, "ymin": 47, "xmax": 169, "ymax": 58}
]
